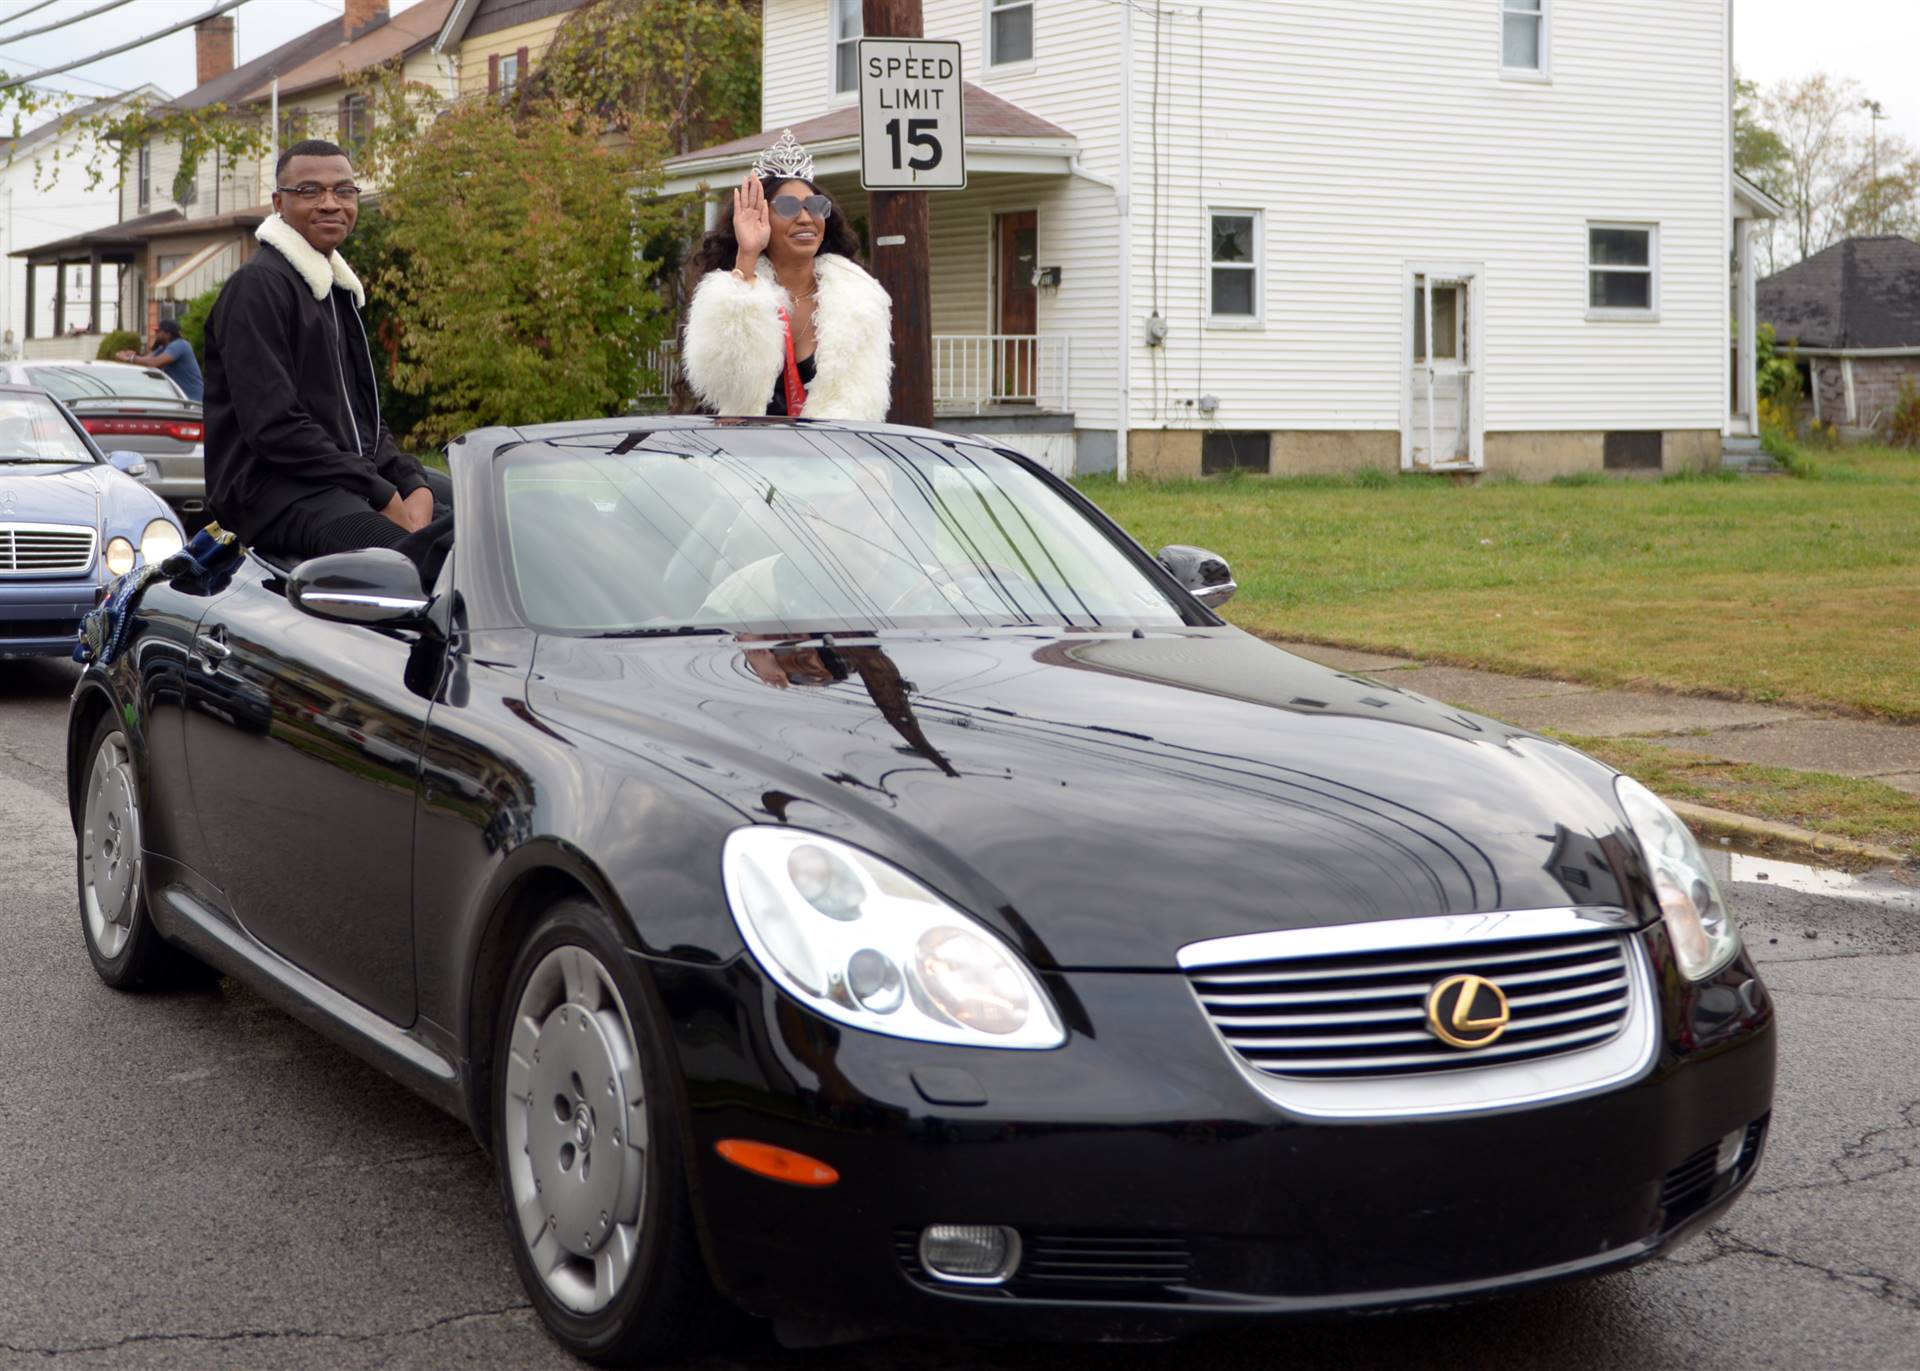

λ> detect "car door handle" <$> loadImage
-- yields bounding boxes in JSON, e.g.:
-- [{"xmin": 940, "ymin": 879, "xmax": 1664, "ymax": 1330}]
[{"xmin": 194, "ymin": 626, "xmax": 231, "ymax": 667}]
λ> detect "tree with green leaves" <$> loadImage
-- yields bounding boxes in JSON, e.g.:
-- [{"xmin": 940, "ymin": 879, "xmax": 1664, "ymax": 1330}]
[
  {"xmin": 373, "ymin": 101, "xmax": 678, "ymax": 447},
  {"xmin": 531, "ymin": 0, "xmax": 761, "ymax": 154}
]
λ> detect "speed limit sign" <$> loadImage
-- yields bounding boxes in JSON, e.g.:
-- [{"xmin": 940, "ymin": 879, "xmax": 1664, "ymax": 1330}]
[{"xmin": 858, "ymin": 38, "xmax": 967, "ymax": 190}]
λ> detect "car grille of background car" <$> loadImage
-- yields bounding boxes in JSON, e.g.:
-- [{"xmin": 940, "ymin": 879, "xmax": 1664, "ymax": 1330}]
[
  {"xmin": 1187, "ymin": 927, "xmax": 1635, "ymax": 1079},
  {"xmin": 0, "ymin": 524, "xmax": 96, "ymax": 575}
]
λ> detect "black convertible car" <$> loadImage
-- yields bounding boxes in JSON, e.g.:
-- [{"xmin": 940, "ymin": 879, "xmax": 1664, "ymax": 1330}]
[{"xmin": 69, "ymin": 417, "xmax": 1774, "ymax": 1365}]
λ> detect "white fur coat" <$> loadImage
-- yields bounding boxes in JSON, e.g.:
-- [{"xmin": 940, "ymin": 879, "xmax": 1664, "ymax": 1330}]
[
  {"xmin": 256, "ymin": 212, "xmax": 366, "ymax": 306},
  {"xmin": 682, "ymin": 253, "xmax": 893, "ymax": 421}
]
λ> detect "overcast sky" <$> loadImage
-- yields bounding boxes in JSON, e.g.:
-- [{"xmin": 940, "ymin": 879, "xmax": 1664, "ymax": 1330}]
[
  {"xmin": 2, "ymin": 0, "xmax": 1916, "ymax": 147},
  {"xmin": 1735, "ymin": 0, "xmax": 1920, "ymax": 150}
]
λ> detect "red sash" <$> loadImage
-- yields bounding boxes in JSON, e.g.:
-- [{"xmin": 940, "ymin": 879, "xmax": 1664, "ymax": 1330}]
[{"xmin": 777, "ymin": 307, "xmax": 807, "ymax": 417}]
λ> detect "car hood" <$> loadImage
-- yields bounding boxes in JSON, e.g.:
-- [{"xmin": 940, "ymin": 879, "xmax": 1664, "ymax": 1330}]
[
  {"xmin": 527, "ymin": 629, "xmax": 1644, "ymax": 970},
  {"xmin": 0, "ymin": 465, "xmax": 102, "ymax": 527}
]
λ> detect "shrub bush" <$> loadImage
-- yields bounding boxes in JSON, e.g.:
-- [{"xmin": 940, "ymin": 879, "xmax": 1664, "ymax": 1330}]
[
  {"xmin": 94, "ymin": 329, "xmax": 139, "ymax": 361},
  {"xmin": 1887, "ymin": 377, "xmax": 1920, "ymax": 451}
]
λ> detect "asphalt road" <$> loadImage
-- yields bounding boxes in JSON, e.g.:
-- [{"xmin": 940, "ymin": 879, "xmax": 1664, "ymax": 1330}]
[{"xmin": 2, "ymin": 659, "xmax": 1917, "ymax": 1370}]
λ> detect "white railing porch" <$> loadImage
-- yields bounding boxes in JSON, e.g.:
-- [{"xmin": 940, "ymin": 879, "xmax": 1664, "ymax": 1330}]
[{"xmin": 934, "ymin": 334, "xmax": 1070, "ymax": 414}]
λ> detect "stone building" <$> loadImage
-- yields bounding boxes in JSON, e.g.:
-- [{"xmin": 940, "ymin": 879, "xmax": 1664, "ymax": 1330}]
[{"xmin": 1758, "ymin": 235, "xmax": 1920, "ymax": 435}]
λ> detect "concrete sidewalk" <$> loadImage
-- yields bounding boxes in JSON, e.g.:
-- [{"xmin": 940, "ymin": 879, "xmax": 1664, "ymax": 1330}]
[{"xmin": 1273, "ymin": 640, "xmax": 1920, "ymax": 797}]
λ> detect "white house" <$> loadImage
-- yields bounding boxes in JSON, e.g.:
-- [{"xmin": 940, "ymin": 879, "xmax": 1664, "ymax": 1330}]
[
  {"xmin": 663, "ymin": 0, "xmax": 1779, "ymax": 480},
  {"xmin": 0, "ymin": 87, "xmax": 168, "ymax": 360}
]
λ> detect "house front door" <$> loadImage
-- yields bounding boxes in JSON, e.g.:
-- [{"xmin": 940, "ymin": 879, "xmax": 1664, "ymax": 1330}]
[
  {"xmin": 994, "ymin": 210, "xmax": 1038, "ymax": 402},
  {"xmin": 1405, "ymin": 268, "xmax": 1482, "ymax": 470}
]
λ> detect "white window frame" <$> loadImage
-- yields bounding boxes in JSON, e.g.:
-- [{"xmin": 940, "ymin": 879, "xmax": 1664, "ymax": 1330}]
[
  {"xmin": 986, "ymin": 0, "xmax": 1036, "ymax": 72},
  {"xmin": 498, "ymin": 52, "xmax": 521, "ymax": 94},
  {"xmin": 1586, "ymin": 222, "xmax": 1660, "ymax": 321},
  {"xmin": 830, "ymin": 0, "xmax": 862, "ymax": 102},
  {"xmin": 1499, "ymin": 0, "xmax": 1551, "ymax": 82},
  {"xmin": 1206, "ymin": 208, "xmax": 1264, "ymax": 329}
]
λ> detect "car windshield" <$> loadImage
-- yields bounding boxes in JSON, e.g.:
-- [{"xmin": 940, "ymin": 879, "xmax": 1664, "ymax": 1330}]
[
  {"xmin": 28, "ymin": 365, "xmax": 182, "ymax": 403},
  {"xmin": 499, "ymin": 431, "xmax": 1188, "ymax": 635},
  {"xmin": 0, "ymin": 392, "xmax": 94, "ymax": 464}
]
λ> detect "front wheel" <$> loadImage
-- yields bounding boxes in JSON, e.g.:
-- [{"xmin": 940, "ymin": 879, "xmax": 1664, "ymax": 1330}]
[
  {"xmin": 493, "ymin": 899, "xmax": 721, "ymax": 1365},
  {"xmin": 76, "ymin": 715, "xmax": 200, "ymax": 990}
]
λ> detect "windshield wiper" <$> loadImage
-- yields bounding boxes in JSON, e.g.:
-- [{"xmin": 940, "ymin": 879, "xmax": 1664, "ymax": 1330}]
[
  {"xmin": 592, "ymin": 626, "xmax": 733, "ymax": 639},
  {"xmin": 0, "ymin": 455, "xmax": 63, "ymax": 463}
]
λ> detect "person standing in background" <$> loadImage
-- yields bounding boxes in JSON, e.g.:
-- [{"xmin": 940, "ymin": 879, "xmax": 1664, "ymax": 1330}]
[{"xmin": 117, "ymin": 318, "xmax": 203, "ymax": 402}]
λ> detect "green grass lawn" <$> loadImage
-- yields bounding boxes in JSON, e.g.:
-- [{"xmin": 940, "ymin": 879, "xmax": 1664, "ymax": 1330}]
[{"xmin": 1079, "ymin": 445, "xmax": 1920, "ymax": 721}]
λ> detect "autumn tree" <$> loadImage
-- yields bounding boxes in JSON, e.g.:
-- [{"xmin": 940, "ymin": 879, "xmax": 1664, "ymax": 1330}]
[
  {"xmin": 374, "ymin": 102, "xmax": 677, "ymax": 446},
  {"xmin": 1757, "ymin": 73, "xmax": 1920, "ymax": 264}
]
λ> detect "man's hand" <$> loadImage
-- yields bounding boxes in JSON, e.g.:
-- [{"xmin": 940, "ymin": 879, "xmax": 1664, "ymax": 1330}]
[
  {"xmin": 114, "ymin": 350, "xmax": 135, "ymax": 362},
  {"xmin": 380, "ymin": 488, "xmax": 435, "ymax": 532}
]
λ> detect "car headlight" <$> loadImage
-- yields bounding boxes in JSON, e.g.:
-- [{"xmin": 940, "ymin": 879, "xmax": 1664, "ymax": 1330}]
[
  {"xmin": 140, "ymin": 519, "xmax": 183, "ymax": 566},
  {"xmin": 1615, "ymin": 775, "xmax": 1740, "ymax": 980},
  {"xmin": 722, "ymin": 828, "xmax": 1066, "ymax": 1048},
  {"xmin": 104, "ymin": 536, "xmax": 136, "ymax": 578}
]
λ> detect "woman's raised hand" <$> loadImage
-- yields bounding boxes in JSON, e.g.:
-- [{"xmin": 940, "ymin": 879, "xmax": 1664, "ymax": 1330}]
[{"xmin": 732, "ymin": 172, "xmax": 771, "ymax": 270}]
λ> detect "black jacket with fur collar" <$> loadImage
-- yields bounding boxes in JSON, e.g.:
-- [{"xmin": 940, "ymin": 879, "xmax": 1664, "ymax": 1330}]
[{"xmin": 203, "ymin": 214, "xmax": 426, "ymax": 542}]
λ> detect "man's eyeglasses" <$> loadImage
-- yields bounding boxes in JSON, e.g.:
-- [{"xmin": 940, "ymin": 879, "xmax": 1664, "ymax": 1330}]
[
  {"xmin": 770, "ymin": 194, "xmax": 831, "ymax": 221},
  {"xmin": 277, "ymin": 183, "xmax": 362, "ymax": 203}
]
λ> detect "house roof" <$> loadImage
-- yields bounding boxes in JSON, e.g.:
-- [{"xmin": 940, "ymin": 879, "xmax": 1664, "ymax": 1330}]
[
  {"xmin": 667, "ymin": 83, "xmax": 1076, "ymax": 172},
  {"xmin": 142, "ymin": 203, "xmax": 275, "ymax": 239},
  {"xmin": 1758, "ymin": 236, "xmax": 1920, "ymax": 351},
  {"xmin": 435, "ymin": 0, "xmax": 590, "ymax": 54},
  {"xmin": 236, "ymin": 0, "xmax": 458, "ymax": 103},
  {"xmin": 0, "ymin": 85, "xmax": 169, "ymax": 160},
  {"xmin": 10, "ymin": 209, "xmax": 186, "ymax": 261}
]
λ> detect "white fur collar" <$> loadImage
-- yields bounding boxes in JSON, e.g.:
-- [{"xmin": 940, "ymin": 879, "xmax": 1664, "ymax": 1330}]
[{"xmin": 256, "ymin": 212, "xmax": 365, "ymax": 307}]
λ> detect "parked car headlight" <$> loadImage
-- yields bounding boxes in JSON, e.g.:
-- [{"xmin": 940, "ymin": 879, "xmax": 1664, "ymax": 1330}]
[
  {"xmin": 140, "ymin": 519, "xmax": 183, "ymax": 566},
  {"xmin": 1616, "ymin": 775, "xmax": 1740, "ymax": 980},
  {"xmin": 104, "ymin": 537, "xmax": 136, "ymax": 578},
  {"xmin": 722, "ymin": 828, "xmax": 1066, "ymax": 1048}
]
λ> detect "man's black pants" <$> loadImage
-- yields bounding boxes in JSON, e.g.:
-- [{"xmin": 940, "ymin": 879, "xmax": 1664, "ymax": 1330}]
[{"xmin": 253, "ymin": 469, "xmax": 453, "ymax": 583}]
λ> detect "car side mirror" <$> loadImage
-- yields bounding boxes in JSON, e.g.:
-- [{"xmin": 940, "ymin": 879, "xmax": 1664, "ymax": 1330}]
[
  {"xmin": 107, "ymin": 449, "xmax": 147, "ymax": 477},
  {"xmin": 1157, "ymin": 544, "xmax": 1237, "ymax": 610},
  {"xmin": 287, "ymin": 548, "xmax": 431, "ymax": 627}
]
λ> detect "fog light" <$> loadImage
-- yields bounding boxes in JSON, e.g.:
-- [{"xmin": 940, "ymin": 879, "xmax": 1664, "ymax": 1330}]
[
  {"xmin": 1714, "ymin": 1127, "xmax": 1745, "ymax": 1174},
  {"xmin": 919, "ymin": 1224, "xmax": 1020, "ymax": 1284}
]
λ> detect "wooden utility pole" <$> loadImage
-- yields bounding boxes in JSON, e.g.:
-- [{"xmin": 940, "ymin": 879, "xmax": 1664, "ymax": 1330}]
[{"xmin": 862, "ymin": 0, "xmax": 932, "ymax": 427}]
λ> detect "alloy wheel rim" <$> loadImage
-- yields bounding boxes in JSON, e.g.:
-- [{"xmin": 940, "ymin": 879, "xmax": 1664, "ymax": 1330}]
[
  {"xmin": 504, "ymin": 944, "xmax": 650, "ymax": 1314},
  {"xmin": 81, "ymin": 731, "xmax": 142, "ymax": 962}
]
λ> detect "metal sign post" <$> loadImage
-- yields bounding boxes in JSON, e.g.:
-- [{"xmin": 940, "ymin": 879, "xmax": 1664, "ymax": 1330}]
[{"xmin": 860, "ymin": 1, "xmax": 965, "ymax": 428}]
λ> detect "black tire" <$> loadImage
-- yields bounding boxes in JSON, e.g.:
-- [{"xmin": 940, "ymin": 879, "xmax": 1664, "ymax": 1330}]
[
  {"xmin": 492, "ymin": 898, "xmax": 724, "ymax": 1366},
  {"xmin": 75, "ymin": 713, "xmax": 203, "ymax": 990}
]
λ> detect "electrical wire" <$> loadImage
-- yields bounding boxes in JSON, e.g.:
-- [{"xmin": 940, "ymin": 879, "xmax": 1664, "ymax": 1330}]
[
  {"xmin": 0, "ymin": 0, "xmax": 252, "ymax": 93},
  {"xmin": 0, "ymin": 0, "xmax": 141, "ymax": 45},
  {"xmin": 0, "ymin": 0, "xmax": 64, "ymax": 32}
]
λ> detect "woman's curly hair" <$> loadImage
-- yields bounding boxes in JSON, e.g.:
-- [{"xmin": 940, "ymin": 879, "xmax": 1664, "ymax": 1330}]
[{"xmin": 688, "ymin": 176, "xmax": 863, "ymax": 282}]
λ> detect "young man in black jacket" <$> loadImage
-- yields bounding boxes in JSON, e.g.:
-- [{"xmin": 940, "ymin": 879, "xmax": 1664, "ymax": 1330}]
[{"xmin": 203, "ymin": 139, "xmax": 445, "ymax": 567}]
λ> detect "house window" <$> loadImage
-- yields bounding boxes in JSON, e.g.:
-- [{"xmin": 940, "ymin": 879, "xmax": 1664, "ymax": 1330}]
[
  {"xmin": 136, "ymin": 143, "xmax": 150, "ymax": 214},
  {"xmin": 499, "ymin": 53, "xmax": 521, "ymax": 93},
  {"xmin": 832, "ymin": 0, "xmax": 862, "ymax": 95},
  {"xmin": 1412, "ymin": 283, "xmax": 1461, "ymax": 363},
  {"xmin": 990, "ymin": 0, "xmax": 1034, "ymax": 66},
  {"xmin": 339, "ymin": 94, "xmax": 373, "ymax": 157},
  {"xmin": 1208, "ymin": 210, "xmax": 1261, "ymax": 323},
  {"xmin": 1501, "ymin": 0, "xmax": 1548, "ymax": 75},
  {"xmin": 1202, "ymin": 432, "xmax": 1271, "ymax": 476},
  {"xmin": 1588, "ymin": 223, "xmax": 1657, "ymax": 314}
]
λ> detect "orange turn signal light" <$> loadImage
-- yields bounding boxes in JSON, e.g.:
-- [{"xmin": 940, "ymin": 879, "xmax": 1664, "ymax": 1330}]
[{"xmin": 715, "ymin": 1139, "xmax": 840, "ymax": 1188}]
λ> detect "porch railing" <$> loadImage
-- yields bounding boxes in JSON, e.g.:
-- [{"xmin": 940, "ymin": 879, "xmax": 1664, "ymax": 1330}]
[{"xmin": 934, "ymin": 335, "xmax": 1070, "ymax": 414}]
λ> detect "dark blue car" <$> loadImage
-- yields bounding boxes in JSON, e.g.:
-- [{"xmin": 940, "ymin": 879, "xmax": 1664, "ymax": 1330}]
[{"xmin": 0, "ymin": 384, "xmax": 185, "ymax": 658}]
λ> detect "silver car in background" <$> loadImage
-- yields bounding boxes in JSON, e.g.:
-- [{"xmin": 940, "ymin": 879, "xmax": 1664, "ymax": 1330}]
[{"xmin": 0, "ymin": 361, "xmax": 204, "ymax": 519}]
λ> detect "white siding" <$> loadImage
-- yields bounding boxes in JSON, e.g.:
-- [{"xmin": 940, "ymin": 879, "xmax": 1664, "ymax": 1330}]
[
  {"xmin": 4, "ymin": 120, "xmax": 128, "ymax": 345},
  {"xmin": 763, "ymin": 1, "xmax": 1126, "ymax": 427},
  {"xmin": 1127, "ymin": 0, "xmax": 1730, "ymax": 435}
]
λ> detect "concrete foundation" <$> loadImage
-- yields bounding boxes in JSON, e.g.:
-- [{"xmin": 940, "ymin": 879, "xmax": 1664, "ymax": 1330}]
[
  {"xmin": 1126, "ymin": 428, "xmax": 1726, "ymax": 481},
  {"xmin": 1269, "ymin": 430, "xmax": 1399, "ymax": 476}
]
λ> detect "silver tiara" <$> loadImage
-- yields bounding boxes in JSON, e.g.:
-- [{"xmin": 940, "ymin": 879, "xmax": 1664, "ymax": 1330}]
[{"xmin": 751, "ymin": 129, "xmax": 815, "ymax": 182}]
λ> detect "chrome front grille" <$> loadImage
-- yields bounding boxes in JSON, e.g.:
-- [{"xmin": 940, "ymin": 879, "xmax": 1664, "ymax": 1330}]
[
  {"xmin": 0, "ymin": 522, "xmax": 96, "ymax": 576},
  {"xmin": 1179, "ymin": 911, "xmax": 1659, "ymax": 1119}
]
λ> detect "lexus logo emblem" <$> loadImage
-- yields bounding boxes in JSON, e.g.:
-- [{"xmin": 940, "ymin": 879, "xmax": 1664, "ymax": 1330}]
[{"xmin": 1426, "ymin": 973, "xmax": 1511, "ymax": 1050}]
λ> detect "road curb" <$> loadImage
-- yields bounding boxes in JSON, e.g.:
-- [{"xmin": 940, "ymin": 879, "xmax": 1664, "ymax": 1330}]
[{"xmin": 1670, "ymin": 800, "xmax": 1909, "ymax": 867}]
